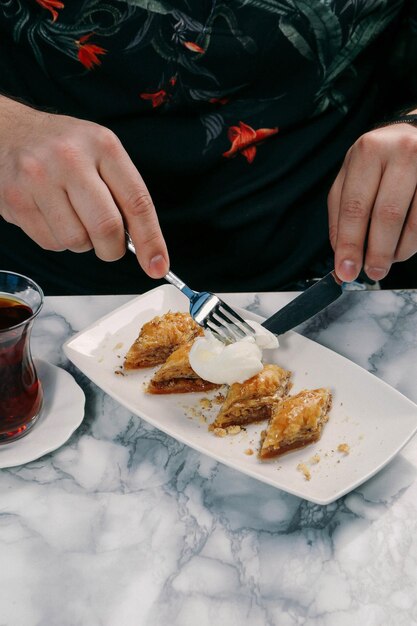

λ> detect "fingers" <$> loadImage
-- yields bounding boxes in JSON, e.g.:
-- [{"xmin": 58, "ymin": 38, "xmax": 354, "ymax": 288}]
[
  {"xmin": 364, "ymin": 161, "xmax": 416, "ymax": 280},
  {"xmin": 98, "ymin": 133, "xmax": 169, "ymax": 278},
  {"xmin": 330, "ymin": 127, "xmax": 417, "ymax": 284},
  {"xmin": 0, "ymin": 183, "xmax": 64, "ymax": 251},
  {"xmin": 330, "ymin": 142, "xmax": 383, "ymax": 282},
  {"xmin": 327, "ymin": 161, "xmax": 344, "ymax": 252},
  {"xmin": 1, "ymin": 158, "xmax": 122, "ymax": 260},
  {"xmin": 34, "ymin": 186, "xmax": 93, "ymax": 254},
  {"xmin": 395, "ymin": 192, "xmax": 417, "ymax": 262},
  {"xmin": 3, "ymin": 204, "xmax": 65, "ymax": 252},
  {"xmin": 66, "ymin": 172, "xmax": 123, "ymax": 260},
  {"xmin": 34, "ymin": 128, "xmax": 125, "ymax": 261}
]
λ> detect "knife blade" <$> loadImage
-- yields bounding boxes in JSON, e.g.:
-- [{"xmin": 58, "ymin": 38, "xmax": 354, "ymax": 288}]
[{"xmin": 261, "ymin": 270, "xmax": 343, "ymax": 335}]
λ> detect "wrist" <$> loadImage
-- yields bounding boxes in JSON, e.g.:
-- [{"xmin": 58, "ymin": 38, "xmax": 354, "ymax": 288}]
[
  {"xmin": 0, "ymin": 94, "xmax": 35, "ymax": 119},
  {"xmin": 0, "ymin": 94, "xmax": 51, "ymax": 120},
  {"xmin": 382, "ymin": 113, "xmax": 417, "ymax": 127},
  {"xmin": 0, "ymin": 97, "xmax": 51, "ymax": 152},
  {"xmin": 374, "ymin": 107, "xmax": 417, "ymax": 129}
]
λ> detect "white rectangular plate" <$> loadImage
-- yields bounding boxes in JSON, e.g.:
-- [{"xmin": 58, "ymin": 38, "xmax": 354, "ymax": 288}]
[{"xmin": 63, "ymin": 285, "xmax": 417, "ymax": 504}]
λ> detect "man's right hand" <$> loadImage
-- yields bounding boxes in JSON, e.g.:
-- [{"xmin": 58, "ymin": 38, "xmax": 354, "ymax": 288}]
[{"xmin": 0, "ymin": 96, "xmax": 169, "ymax": 279}]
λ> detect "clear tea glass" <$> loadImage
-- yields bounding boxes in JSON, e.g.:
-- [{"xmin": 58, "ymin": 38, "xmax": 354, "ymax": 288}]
[{"xmin": 0, "ymin": 270, "xmax": 44, "ymax": 443}]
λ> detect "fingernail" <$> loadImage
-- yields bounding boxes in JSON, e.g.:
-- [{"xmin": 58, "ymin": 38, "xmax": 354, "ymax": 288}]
[
  {"xmin": 340, "ymin": 259, "xmax": 358, "ymax": 280},
  {"xmin": 149, "ymin": 255, "xmax": 167, "ymax": 278},
  {"xmin": 365, "ymin": 266, "xmax": 388, "ymax": 281}
]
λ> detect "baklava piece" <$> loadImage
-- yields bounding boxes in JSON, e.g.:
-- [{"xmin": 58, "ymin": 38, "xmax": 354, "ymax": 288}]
[
  {"xmin": 209, "ymin": 364, "xmax": 292, "ymax": 430},
  {"xmin": 124, "ymin": 311, "xmax": 203, "ymax": 370},
  {"xmin": 259, "ymin": 388, "xmax": 332, "ymax": 459},
  {"xmin": 147, "ymin": 341, "xmax": 221, "ymax": 394}
]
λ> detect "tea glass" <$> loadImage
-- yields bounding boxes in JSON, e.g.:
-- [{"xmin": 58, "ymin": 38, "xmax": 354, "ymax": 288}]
[{"xmin": 0, "ymin": 270, "xmax": 44, "ymax": 443}]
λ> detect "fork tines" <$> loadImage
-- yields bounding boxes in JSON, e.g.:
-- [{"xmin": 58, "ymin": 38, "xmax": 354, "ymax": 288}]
[{"xmin": 206, "ymin": 303, "xmax": 256, "ymax": 344}]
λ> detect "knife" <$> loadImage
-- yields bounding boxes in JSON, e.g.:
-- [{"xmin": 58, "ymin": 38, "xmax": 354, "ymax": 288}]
[{"xmin": 261, "ymin": 270, "xmax": 344, "ymax": 335}]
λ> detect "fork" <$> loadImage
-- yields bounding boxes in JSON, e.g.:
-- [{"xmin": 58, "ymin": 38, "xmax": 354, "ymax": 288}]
[{"xmin": 125, "ymin": 232, "xmax": 256, "ymax": 344}]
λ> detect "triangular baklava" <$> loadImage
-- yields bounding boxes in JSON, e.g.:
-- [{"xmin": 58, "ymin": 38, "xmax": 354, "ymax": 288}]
[
  {"xmin": 259, "ymin": 388, "xmax": 332, "ymax": 459},
  {"xmin": 124, "ymin": 311, "xmax": 203, "ymax": 370},
  {"xmin": 209, "ymin": 364, "xmax": 292, "ymax": 430},
  {"xmin": 147, "ymin": 341, "xmax": 221, "ymax": 394}
]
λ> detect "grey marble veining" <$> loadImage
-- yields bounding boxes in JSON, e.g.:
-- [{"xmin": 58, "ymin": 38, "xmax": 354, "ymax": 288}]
[{"xmin": 1, "ymin": 291, "xmax": 417, "ymax": 626}]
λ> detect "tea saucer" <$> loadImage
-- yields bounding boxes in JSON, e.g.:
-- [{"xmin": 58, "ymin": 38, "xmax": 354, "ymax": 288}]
[{"xmin": 0, "ymin": 359, "xmax": 85, "ymax": 468}]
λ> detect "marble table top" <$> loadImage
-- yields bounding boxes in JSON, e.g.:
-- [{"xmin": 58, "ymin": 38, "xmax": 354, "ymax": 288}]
[{"xmin": 3, "ymin": 290, "xmax": 417, "ymax": 626}]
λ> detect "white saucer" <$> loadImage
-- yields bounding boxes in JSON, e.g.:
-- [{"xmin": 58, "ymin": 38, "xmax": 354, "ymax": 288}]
[{"xmin": 0, "ymin": 359, "xmax": 85, "ymax": 468}]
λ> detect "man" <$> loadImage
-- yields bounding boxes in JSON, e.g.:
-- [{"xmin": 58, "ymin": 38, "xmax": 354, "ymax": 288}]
[{"xmin": 0, "ymin": 0, "xmax": 416, "ymax": 294}]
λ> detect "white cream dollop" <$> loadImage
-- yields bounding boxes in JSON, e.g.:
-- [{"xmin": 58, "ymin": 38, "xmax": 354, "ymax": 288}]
[{"xmin": 189, "ymin": 321, "xmax": 278, "ymax": 385}]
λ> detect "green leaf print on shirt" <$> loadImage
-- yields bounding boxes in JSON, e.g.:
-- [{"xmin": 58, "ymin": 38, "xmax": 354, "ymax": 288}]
[
  {"xmin": 239, "ymin": 0, "xmax": 403, "ymax": 113},
  {"xmin": 113, "ymin": 0, "xmax": 175, "ymax": 13}
]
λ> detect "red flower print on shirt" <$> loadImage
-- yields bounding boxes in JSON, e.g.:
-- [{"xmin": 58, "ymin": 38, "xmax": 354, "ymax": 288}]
[
  {"xmin": 140, "ymin": 76, "xmax": 177, "ymax": 109},
  {"xmin": 183, "ymin": 41, "xmax": 205, "ymax": 53},
  {"xmin": 140, "ymin": 89, "xmax": 168, "ymax": 108},
  {"xmin": 223, "ymin": 121, "xmax": 279, "ymax": 164},
  {"xmin": 76, "ymin": 34, "xmax": 107, "ymax": 70},
  {"xmin": 35, "ymin": 0, "xmax": 64, "ymax": 22},
  {"xmin": 209, "ymin": 97, "xmax": 230, "ymax": 105}
]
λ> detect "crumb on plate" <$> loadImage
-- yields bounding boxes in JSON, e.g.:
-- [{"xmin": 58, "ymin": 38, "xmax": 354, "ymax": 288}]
[
  {"xmin": 338, "ymin": 443, "xmax": 350, "ymax": 455},
  {"xmin": 212, "ymin": 425, "xmax": 242, "ymax": 437},
  {"xmin": 297, "ymin": 462, "xmax": 311, "ymax": 481}
]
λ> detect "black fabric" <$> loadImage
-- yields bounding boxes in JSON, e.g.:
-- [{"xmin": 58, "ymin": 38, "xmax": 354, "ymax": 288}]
[{"xmin": 0, "ymin": 1, "xmax": 414, "ymax": 294}]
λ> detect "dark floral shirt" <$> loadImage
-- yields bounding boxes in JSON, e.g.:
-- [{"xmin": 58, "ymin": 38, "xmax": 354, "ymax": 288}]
[{"xmin": 0, "ymin": 0, "xmax": 416, "ymax": 293}]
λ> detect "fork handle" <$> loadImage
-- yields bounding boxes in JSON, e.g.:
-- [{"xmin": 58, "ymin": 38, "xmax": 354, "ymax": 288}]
[
  {"xmin": 126, "ymin": 231, "xmax": 196, "ymax": 300},
  {"xmin": 164, "ymin": 270, "xmax": 195, "ymax": 300}
]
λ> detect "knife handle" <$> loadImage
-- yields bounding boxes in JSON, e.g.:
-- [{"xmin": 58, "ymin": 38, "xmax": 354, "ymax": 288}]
[{"xmin": 262, "ymin": 271, "xmax": 343, "ymax": 335}]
